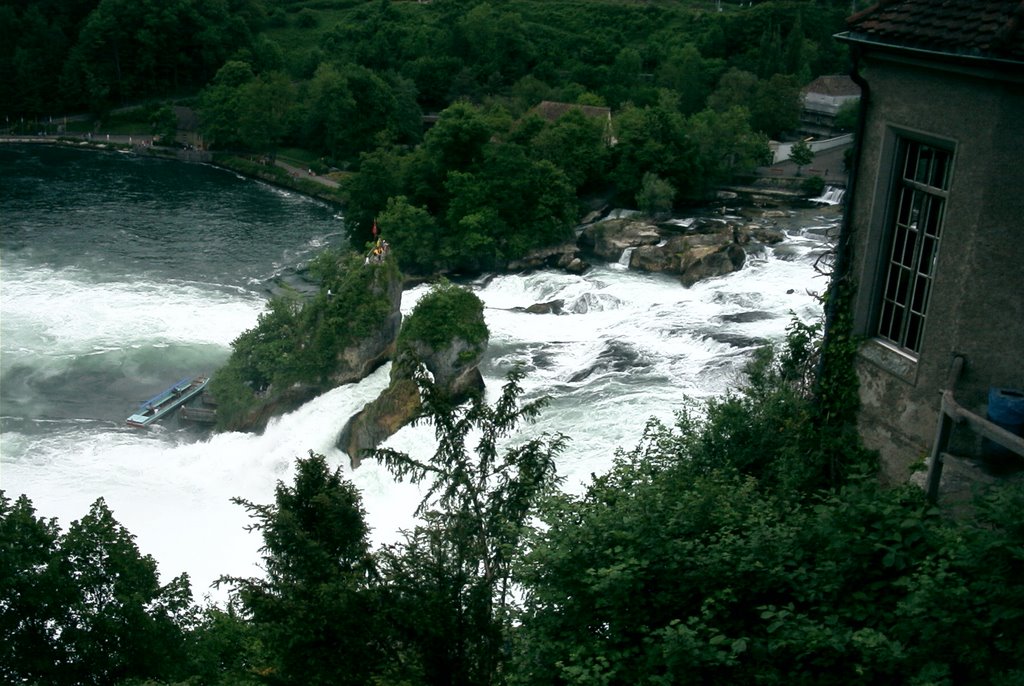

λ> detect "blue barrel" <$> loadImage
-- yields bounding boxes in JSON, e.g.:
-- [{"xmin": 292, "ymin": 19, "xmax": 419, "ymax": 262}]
[
  {"xmin": 985, "ymin": 387, "xmax": 1024, "ymax": 465},
  {"xmin": 989, "ymin": 387, "xmax": 1024, "ymax": 434}
]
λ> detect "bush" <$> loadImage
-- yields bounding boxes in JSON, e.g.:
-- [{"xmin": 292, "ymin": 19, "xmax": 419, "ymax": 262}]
[
  {"xmin": 397, "ymin": 280, "xmax": 488, "ymax": 353},
  {"xmin": 511, "ymin": 316, "xmax": 1024, "ymax": 685},
  {"xmin": 801, "ymin": 175, "xmax": 826, "ymax": 198},
  {"xmin": 636, "ymin": 172, "xmax": 676, "ymax": 216},
  {"xmin": 295, "ymin": 9, "xmax": 318, "ymax": 28}
]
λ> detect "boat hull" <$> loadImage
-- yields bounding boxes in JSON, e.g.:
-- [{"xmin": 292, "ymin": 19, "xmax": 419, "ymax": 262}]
[{"xmin": 126, "ymin": 375, "xmax": 209, "ymax": 428}]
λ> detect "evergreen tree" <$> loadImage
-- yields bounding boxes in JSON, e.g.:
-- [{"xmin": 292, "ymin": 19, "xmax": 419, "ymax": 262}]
[
  {"xmin": 756, "ymin": 22, "xmax": 783, "ymax": 79},
  {"xmin": 374, "ymin": 367, "xmax": 567, "ymax": 686},
  {"xmin": 223, "ymin": 452, "xmax": 385, "ymax": 686}
]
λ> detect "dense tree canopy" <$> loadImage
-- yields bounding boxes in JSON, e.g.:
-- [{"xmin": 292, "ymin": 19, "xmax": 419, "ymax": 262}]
[
  {"xmin": 1, "ymin": 493, "xmax": 194, "ymax": 686},
  {"xmin": 1, "ymin": 0, "xmax": 859, "ymax": 273}
]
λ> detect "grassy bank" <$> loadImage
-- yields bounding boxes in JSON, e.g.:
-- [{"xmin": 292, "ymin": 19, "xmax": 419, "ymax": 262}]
[{"xmin": 212, "ymin": 154, "xmax": 347, "ymax": 206}]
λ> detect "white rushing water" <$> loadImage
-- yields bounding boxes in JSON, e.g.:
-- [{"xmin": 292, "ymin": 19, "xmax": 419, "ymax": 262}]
[{"xmin": 2, "ymin": 207, "xmax": 838, "ymax": 605}]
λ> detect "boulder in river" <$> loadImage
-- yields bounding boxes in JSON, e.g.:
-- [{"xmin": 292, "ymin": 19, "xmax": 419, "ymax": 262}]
[
  {"xmin": 211, "ymin": 254, "xmax": 403, "ymax": 433},
  {"xmin": 339, "ymin": 281, "xmax": 488, "ymax": 468},
  {"xmin": 578, "ymin": 218, "xmax": 662, "ymax": 262}
]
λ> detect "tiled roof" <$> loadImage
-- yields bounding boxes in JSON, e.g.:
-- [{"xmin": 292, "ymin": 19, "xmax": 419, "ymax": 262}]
[
  {"xmin": 802, "ymin": 75, "xmax": 862, "ymax": 97},
  {"xmin": 843, "ymin": 0, "xmax": 1024, "ymax": 62},
  {"xmin": 534, "ymin": 101, "xmax": 611, "ymax": 122}
]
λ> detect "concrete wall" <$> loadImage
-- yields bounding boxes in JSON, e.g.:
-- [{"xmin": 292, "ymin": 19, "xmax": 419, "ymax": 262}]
[
  {"xmin": 847, "ymin": 55, "xmax": 1024, "ymax": 482},
  {"xmin": 803, "ymin": 92, "xmax": 860, "ymax": 117},
  {"xmin": 771, "ymin": 134, "xmax": 854, "ymax": 164}
]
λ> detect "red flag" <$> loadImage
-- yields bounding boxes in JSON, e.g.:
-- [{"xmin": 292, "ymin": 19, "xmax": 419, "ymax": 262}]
[{"xmin": 372, "ymin": 221, "xmax": 379, "ymax": 237}]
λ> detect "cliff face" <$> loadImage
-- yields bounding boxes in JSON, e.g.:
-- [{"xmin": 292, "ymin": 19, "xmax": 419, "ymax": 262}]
[
  {"xmin": 339, "ymin": 283, "xmax": 488, "ymax": 468},
  {"xmin": 331, "ymin": 267, "xmax": 404, "ymax": 387}
]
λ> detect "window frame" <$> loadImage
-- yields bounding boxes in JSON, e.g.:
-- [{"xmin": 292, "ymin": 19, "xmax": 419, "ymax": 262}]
[{"xmin": 873, "ymin": 134, "xmax": 954, "ymax": 356}]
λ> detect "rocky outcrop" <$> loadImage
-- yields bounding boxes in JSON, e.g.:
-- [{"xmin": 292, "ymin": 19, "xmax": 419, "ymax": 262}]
[
  {"xmin": 578, "ymin": 218, "xmax": 662, "ymax": 261},
  {"xmin": 578, "ymin": 212, "xmax": 790, "ymax": 287},
  {"xmin": 506, "ymin": 241, "xmax": 590, "ymax": 274},
  {"xmin": 629, "ymin": 235, "xmax": 747, "ymax": 286},
  {"xmin": 501, "ymin": 206, "xmax": 794, "ymax": 287},
  {"xmin": 512, "ymin": 299, "xmax": 565, "ymax": 315},
  {"xmin": 339, "ymin": 284, "xmax": 488, "ymax": 467},
  {"xmin": 220, "ymin": 260, "xmax": 403, "ymax": 433},
  {"xmin": 331, "ymin": 272, "xmax": 403, "ymax": 386}
]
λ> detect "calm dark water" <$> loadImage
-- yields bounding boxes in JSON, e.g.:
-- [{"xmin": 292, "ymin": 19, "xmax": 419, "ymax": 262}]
[
  {"xmin": 0, "ymin": 144, "xmax": 347, "ymax": 428},
  {"xmin": 1, "ymin": 144, "xmax": 346, "ymax": 285}
]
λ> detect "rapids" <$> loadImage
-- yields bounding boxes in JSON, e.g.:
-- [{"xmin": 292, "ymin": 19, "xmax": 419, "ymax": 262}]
[{"xmin": 0, "ymin": 144, "xmax": 840, "ymax": 603}]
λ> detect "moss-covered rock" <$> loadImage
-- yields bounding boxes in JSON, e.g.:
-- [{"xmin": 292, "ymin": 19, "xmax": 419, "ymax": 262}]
[
  {"xmin": 209, "ymin": 250, "xmax": 402, "ymax": 432},
  {"xmin": 339, "ymin": 281, "xmax": 489, "ymax": 467}
]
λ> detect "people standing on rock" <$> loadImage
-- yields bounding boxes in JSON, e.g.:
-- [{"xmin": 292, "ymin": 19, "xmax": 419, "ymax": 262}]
[{"xmin": 366, "ymin": 235, "xmax": 389, "ymax": 264}]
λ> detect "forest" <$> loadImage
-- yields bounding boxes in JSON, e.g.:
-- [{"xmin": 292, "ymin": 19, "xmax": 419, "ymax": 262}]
[
  {"xmin": 3, "ymin": 0, "xmax": 856, "ymax": 271},
  {"xmin": 4, "ymin": 1, "xmax": 1023, "ymax": 684}
]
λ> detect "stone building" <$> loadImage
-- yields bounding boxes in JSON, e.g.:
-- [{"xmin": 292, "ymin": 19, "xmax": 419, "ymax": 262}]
[
  {"xmin": 835, "ymin": 0, "xmax": 1024, "ymax": 483},
  {"xmin": 799, "ymin": 74, "xmax": 861, "ymax": 137},
  {"xmin": 532, "ymin": 101, "xmax": 615, "ymax": 144}
]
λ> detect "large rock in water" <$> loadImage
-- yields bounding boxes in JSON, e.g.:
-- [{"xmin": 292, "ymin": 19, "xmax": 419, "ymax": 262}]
[
  {"xmin": 339, "ymin": 283, "xmax": 488, "ymax": 468},
  {"xmin": 219, "ymin": 258, "xmax": 403, "ymax": 433},
  {"xmin": 586, "ymin": 218, "xmax": 748, "ymax": 286},
  {"xmin": 506, "ymin": 241, "xmax": 587, "ymax": 273},
  {"xmin": 578, "ymin": 218, "xmax": 662, "ymax": 262}
]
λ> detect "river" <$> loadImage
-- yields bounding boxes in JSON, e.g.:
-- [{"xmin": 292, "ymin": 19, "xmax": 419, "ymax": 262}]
[{"xmin": 0, "ymin": 144, "xmax": 839, "ymax": 603}]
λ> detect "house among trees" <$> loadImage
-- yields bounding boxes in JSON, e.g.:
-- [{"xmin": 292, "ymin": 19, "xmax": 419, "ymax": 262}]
[
  {"xmin": 532, "ymin": 100, "xmax": 615, "ymax": 144},
  {"xmin": 835, "ymin": 0, "xmax": 1024, "ymax": 488},
  {"xmin": 798, "ymin": 74, "xmax": 860, "ymax": 136}
]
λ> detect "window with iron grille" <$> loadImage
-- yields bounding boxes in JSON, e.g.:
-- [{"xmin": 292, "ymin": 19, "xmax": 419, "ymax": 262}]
[{"xmin": 876, "ymin": 139, "xmax": 952, "ymax": 354}]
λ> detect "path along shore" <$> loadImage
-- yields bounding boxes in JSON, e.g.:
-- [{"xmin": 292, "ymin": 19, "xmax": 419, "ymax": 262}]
[{"xmin": 1, "ymin": 133, "xmax": 342, "ymax": 195}]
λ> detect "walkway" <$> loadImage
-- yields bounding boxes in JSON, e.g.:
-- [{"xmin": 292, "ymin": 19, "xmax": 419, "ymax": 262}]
[
  {"xmin": 274, "ymin": 160, "xmax": 340, "ymax": 189},
  {"xmin": 755, "ymin": 144, "xmax": 852, "ymax": 185}
]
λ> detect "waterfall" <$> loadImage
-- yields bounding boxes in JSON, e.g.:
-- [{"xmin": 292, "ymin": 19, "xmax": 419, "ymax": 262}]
[
  {"xmin": 2, "ymin": 145, "xmax": 839, "ymax": 604},
  {"xmin": 812, "ymin": 186, "xmax": 846, "ymax": 205},
  {"xmin": 617, "ymin": 246, "xmax": 636, "ymax": 268}
]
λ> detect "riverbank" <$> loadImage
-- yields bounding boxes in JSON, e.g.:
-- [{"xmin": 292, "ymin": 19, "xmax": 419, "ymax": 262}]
[
  {"xmin": 208, "ymin": 154, "xmax": 345, "ymax": 205},
  {"xmin": 2, "ymin": 132, "xmax": 848, "ymax": 232},
  {"xmin": 0, "ymin": 133, "xmax": 347, "ymax": 206}
]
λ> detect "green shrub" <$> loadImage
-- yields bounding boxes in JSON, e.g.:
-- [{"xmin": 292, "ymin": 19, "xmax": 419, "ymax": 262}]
[
  {"xmin": 636, "ymin": 172, "xmax": 676, "ymax": 216},
  {"xmin": 295, "ymin": 9, "xmax": 318, "ymax": 28},
  {"xmin": 801, "ymin": 175, "xmax": 826, "ymax": 198},
  {"xmin": 397, "ymin": 280, "xmax": 488, "ymax": 353}
]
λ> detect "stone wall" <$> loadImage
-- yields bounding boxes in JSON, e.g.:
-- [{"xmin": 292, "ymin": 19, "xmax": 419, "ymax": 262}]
[{"xmin": 847, "ymin": 54, "xmax": 1024, "ymax": 482}]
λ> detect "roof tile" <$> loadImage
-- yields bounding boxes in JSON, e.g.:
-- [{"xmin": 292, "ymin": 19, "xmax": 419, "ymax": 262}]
[{"xmin": 845, "ymin": 0, "xmax": 1024, "ymax": 60}]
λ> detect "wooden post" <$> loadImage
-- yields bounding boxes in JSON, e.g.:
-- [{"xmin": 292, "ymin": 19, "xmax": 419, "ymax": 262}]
[
  {"xmin": 924, "ymin": 356, "xmax": 965, "ymax": 503},
  {"xmin": 925, "ymin": 398, "xmax": 955, "ymax": 503}
]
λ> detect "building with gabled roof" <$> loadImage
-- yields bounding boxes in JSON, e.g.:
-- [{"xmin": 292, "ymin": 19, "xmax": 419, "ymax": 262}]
[
  {"xmin": 799, "ymin": 74, "xmax": 861, "ymax": 137},
  {"xmin": 531, "ymin": 101, "xmax": 615, "ymax": 144},
  {"xmin": 833, "ymin": 0, "xmax": 1024, "ymax": 487}
]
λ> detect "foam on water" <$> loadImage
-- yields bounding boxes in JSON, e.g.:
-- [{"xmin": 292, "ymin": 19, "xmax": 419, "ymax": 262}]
[
  {"xmin": 2, "ymin": 364, "xmax": 420, "ymax": 603},
  {"xmin": 2, "ymin": 198, "xmax": 838, "ymax": 605},
  {"xmin": 1, "ymin": 260, "xmax": 263, "ymax": 357}
]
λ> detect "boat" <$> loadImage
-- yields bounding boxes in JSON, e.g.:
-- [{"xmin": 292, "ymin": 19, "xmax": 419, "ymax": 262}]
[{"xmin": 126, "ymin": 375, "xmax": 209, "ymax": 428}]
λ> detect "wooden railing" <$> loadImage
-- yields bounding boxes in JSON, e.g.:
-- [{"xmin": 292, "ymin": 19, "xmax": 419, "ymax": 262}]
[{"xmin": 924, "ymin": 355, "xmax": 1024, "ymax": 502}]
